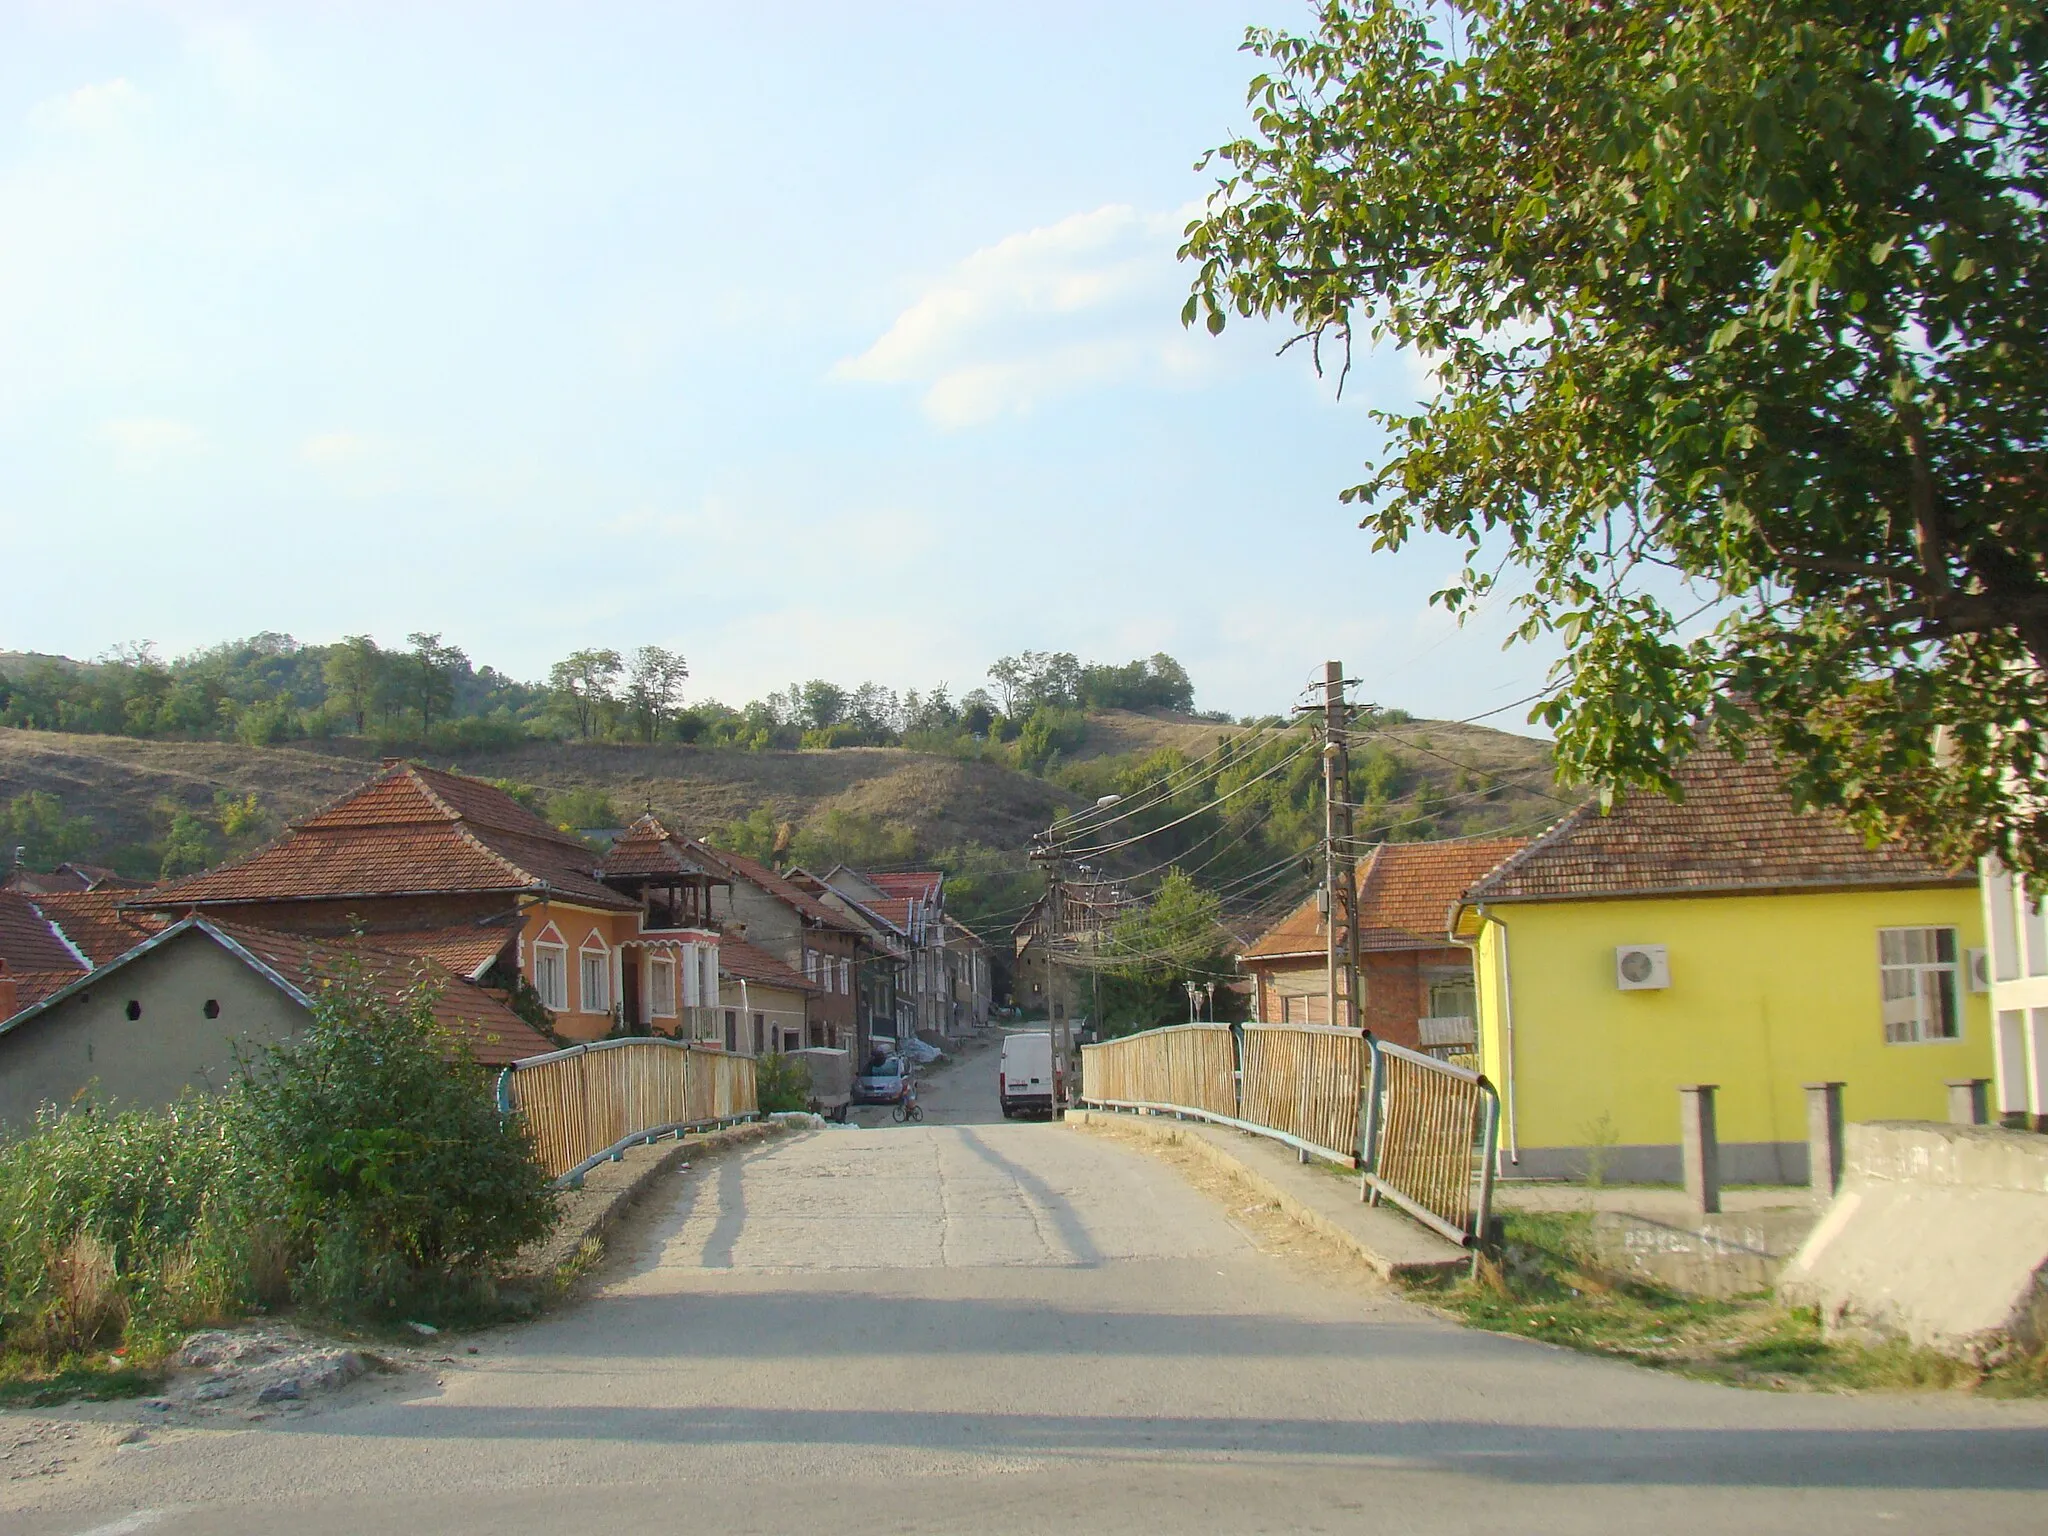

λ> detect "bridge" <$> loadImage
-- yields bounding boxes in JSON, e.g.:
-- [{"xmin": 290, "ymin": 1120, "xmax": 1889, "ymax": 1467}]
[{"xmin": 11, "ymin": 1036, "xmax": 2048, "ymax": 1536}]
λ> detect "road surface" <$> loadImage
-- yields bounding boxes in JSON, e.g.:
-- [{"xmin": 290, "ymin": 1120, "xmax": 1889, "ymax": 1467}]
[{"xmin": 9, "ymin": 1031, "xmax": 2048, "ymax": 1534}]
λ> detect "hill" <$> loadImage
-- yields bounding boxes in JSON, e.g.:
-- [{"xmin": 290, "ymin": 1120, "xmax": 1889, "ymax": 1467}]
[{"xmin": 0, "ymin": 729, "xmax": 1079, "ymax": 873}]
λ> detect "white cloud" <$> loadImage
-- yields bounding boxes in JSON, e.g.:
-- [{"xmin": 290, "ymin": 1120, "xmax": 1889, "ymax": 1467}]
[
  {"xmin": 837, "ymin": 203, "xmax": 1215, "ymax": 426},
  {"xmin": 28, "ymin": 79, "xmax": 147, "ymax": 136},
  {"xmin": 101, "ymin": 416, "xmax": 202, "ymax": 472}
]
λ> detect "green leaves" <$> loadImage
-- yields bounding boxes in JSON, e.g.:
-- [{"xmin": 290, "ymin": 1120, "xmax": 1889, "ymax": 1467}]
[{"xmin": 1183, "ymin": 0, "xmax": 2048, "ymax": 876}]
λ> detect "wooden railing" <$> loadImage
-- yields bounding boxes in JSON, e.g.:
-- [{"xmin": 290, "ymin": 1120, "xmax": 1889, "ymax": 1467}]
[
  {"xmin": 500, "ymin": 1038, "xmax": 758, "ymax": 1182},
  {"xmin": 1360, "ymin": 1040, "xmax": 1499, "ymax": 1247},
  {"xmin": 1080, "ymin": 1024, "xmax": 1237, "ymax": 1118},
  {"xmin": 1080, "ymin": 1024, "xmax": 1499, "ymax": 1249},
  {"xmin": 1237, "ymin": 1024, "xmax": 1368, "ymax": 1164}
]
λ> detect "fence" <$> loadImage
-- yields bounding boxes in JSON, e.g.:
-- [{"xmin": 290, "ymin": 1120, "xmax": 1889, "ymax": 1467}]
[
  {"xmin": 499, "ymin": 1037, "xmax": 759, "ymax": 1183},
  {"xmin": 1080, "ymin": 1023, "xmax": 1499, "ymax": 1248},
  {"xmin": 1358, "ymin": 1039, "xmax": 1499, "ymax": 1247}
]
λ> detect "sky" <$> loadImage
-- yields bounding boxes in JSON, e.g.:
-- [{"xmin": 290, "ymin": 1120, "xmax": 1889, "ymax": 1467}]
[{"xmin": 0, "ymin": 0, "xmax": 1559, "ymax": 727}]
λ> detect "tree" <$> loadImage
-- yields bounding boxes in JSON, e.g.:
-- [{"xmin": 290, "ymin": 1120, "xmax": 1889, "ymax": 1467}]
[
  {"xmin": 1184, "ymin": 0, "xmax": 2048, "ymax": 878},
  {"xmin": 625, "ymin": 645, "xmax": 690, "ymax": 743},
  {"xmin": 548, "ymin": 649, "xmax": 624, "ymax": 740},
  {"xmin": 323, "ymin": 636, "xmax": 384, "ymax": 735},
  {"xmin": 799, "ymin": 679, "xmax": 849, "ymax": 732},
  {"xmin": 405, "ymin": 633, "xmax": 466, "ymax": 734},
  {"xmin": 1097, "ymin": 869, "xmax": 1235, "ymax": 1032},
  {"xmin": 2, "ymin": 791, "xmax": 94, "ymax": 869}
]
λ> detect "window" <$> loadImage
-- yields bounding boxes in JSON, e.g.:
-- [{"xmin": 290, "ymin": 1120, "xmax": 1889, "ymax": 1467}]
[
  {"xmin": 533, "ymin": 944, "xmax": 568, "ymax": 1011},
  {"xmin": 753, "ymin": 1012, "xmax": 766, "ymax": 1054},
  {"xmin": 838, "ymin": 958, "xmax": 851, "ymax": 995},
  {"xmin": 725, "ymin": 1009, "xmax": 738, "ymax": 1052},
  {"xmin": 649, "ymin": 957, "xmax": 676, "ymax": 1017},
  {"xmin": 1881, "ymin": 927, "xmax": 1960, "ymax": 1043},
  {"xmin": 1427, "ymin": 978, "xmax": 1477, "ymax": 1021},
  {"xmin": 803, "ymin": 950, "xmax": 817, "ymax": 983},
  {"xmin": 580, "ymin": 944, "xmax": 611, "ymax": 1015}
]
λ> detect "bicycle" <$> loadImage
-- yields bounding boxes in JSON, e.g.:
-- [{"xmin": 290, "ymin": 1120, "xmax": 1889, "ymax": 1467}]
[{"xmin": 891, "ymin": 1084, "xmax": 924, "ymax": 1123}]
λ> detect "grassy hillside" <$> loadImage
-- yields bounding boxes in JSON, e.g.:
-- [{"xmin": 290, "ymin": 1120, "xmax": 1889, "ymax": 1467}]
[
  {"xmin": 0, "ymin": 728, "xmax": 1079, "ymax": 873},
  {"xmin": 0, "ymin": 710, "xmax": 1561, "ymax": 936}
]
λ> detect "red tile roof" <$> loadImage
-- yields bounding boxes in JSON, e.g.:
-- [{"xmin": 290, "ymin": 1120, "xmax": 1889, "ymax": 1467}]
[
  {"xmin": 601, "ymin": 814, "xmax": 729, "ymax": 880},
  {"xmin": 1465, "ymin": 738, "xmax": 1967, "ymax": 904},
  {"xmin": 360, "ymin": 925, "xmax": 519, "ymax": 980},
  {"xmin": 0, "ymin": 890, "xmax": 89, "ymax": 974},
  {"xmin": 29, "ymin": 891, "xmax": 168, "ymax": 967},
  {"xmin": 1242, "ymin": 836, "xmax": 1530, "ymax": 963},
  {"xmin": 714, "ymin": 935, "xmax": 819, "ymax": 993},
  {"xmin": 865, "ymin": 871, "xmax": 943, "ymax": 902},
  {"xmin": 695, "ymin": 845, "xmax": 864, "ymax": 934},
  {"xmin": 139, "ymin": 762, "xmax": 637, "ymax": 913},
  {"xmin": 208, "ymin": 922, "xmax": 554, "ymax": 1065}
]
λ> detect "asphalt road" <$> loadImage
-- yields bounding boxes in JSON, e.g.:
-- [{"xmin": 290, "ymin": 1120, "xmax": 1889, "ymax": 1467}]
[{"xmin": 11, "ymin": 1033, "xmax": 2048, "ymax": 1535}]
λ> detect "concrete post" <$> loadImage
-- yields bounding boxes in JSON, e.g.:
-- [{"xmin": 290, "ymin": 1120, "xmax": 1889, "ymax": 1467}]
[
  {"xmin": 1946, "ymin": 1078, "xmax": 1990, "ymax": 1127},
  {"xmin": 1804, "ymin": 1081, "xmax": 1845, "ymax": 1195},
  {"xmin": 1678, "ymin": 1084, "xmax": 1720, "ymax": 1215}
]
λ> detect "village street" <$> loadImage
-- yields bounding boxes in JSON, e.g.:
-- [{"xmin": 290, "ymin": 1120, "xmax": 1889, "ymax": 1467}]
[{"xmin": 9, "ymin": 1040, "xmax": 2048, "ymax": 1536}]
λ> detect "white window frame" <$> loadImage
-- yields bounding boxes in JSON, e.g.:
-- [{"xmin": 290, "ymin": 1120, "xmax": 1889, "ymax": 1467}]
[
  {"xmin": 838, "ymin": 957, "xmax": 850, "ymax": 995},
  {"xmin": 649, "ymin": 955, "xmax": 677, "ymax": 1018},
  {"xmin": 1880, "ymin": 925, "xmax": 1961, "ymax": 1044},
  {"xmin": 579, "ymin": 939, "xmax": 612, "ymax": 1015},
  {"xmin": 532, "ymin": 941, "xmax": 568, "ymax": 1012}
]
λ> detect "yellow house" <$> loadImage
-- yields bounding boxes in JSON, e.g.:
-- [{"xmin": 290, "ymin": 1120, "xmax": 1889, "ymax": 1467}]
[{"xmin": 1455, "ymin": 740, "xmax": 1994, "ymax": 1183}]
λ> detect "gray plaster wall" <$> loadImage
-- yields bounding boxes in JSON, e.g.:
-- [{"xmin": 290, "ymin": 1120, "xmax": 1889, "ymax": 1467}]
[
  {"xmin": 1506, "ymin": 1140, "xmax": 1810, "ymax": 1186},
  {"xmin": 0, "ymin": 931, "xmax": 303, "ymax": 1128}
]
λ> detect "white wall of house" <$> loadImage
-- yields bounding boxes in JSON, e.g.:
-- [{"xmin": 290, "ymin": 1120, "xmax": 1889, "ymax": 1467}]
[{"xmin": 1982, "ymin": 859, "xmax": 2048, "ymax": 1127}]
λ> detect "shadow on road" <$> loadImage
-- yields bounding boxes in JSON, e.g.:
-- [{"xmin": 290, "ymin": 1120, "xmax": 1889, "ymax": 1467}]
[{"xmin": 308, "ymin": 1404, "xmax": 2048, "ymax": 1489}]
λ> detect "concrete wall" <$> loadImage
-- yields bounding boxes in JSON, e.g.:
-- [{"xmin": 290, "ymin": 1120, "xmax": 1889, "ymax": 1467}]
[
  {"xmin": 0, "ymin": 930, "xmax": 302, "ymax": 1127},
  {"xmin": 1475, "ymin": 885, "xmax": 1993, "ymax": 1177},
  {"xmin": 1779, "ymin": 1120, "xmax": 2048, "ymax": 1361}
]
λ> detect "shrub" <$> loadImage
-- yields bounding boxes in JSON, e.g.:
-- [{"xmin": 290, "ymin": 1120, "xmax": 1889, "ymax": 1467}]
[
  {"xmin": 755, "ymin": 1054, "xmax": 813, "ymax": 1114},
  {"xmin": 232, "ymin": 960, "xmax": 558, "ymax": 1316}
]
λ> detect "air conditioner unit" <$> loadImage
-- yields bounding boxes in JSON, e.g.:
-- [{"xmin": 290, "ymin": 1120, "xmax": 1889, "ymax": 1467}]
[
  {"xmin": 1967, "ymin": 948, "xmax": 1992, "ymax": 995},
  {"xmin": 1615, "ymin": 944, "xmax": 1670, "ymax": 991}
]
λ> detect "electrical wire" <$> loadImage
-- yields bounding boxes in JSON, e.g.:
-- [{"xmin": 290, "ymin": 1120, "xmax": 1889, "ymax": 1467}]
[
  {"xmin": 1044, "ymin": 724, "xmax": 1306, "ymax": 842},
  {"xmin": 1052, "ymin": 740, "xmax": 1316, "ymax": 861}
]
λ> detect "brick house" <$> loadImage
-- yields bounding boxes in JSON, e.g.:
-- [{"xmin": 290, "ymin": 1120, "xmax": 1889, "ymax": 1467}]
[{"xmin": 1240, "ymin": 838, "xmax": 1528, "ymax": 1052}]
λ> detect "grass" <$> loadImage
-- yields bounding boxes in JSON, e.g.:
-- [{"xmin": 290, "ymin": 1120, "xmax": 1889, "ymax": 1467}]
[
  {"xmin": 1417, "ymin": 1210, "xmax": 2048, "ymax": 1396},
  {"xmin": 0, "ymin": 1354, "xmax": 164, "ymax": 1408}
]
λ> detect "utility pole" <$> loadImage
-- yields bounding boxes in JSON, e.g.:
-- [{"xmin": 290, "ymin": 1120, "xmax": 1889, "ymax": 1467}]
[{"xmin": 1323, "ymin": 660, "xmax": 1363, "ymax": 1033}]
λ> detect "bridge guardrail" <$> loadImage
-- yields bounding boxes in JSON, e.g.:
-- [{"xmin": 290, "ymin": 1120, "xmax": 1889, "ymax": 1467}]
[
  {"xmin": 1080, "ymin": 1023, "xmax": 1498, "ymax": 1250},
  {"xmin": 499, "ymin": 1037, "xmax": 758, "ymax": 1185}
]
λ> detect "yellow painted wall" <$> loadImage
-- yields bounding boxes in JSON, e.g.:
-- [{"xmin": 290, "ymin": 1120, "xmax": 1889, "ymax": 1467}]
[
  {"xmin": 518, "ymin": 900, "xmax": 643, "ymax": 1043},
  {"xmin": 1474, "ymin": 884, "xmax": 1993, "ymax": 1158}
]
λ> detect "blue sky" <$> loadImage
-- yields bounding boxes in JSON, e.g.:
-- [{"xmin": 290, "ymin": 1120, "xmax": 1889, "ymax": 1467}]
[{"xmin": 0, "ymin": 1, "xmax": 1557, "ymax": 726}]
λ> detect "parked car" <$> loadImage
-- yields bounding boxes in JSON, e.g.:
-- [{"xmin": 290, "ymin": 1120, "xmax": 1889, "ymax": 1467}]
[
  {"xmin": 853, "ymin": 1053, "xmax": 912, "ymax": 1105},
  {"xmin": 998, "ymin": 1030, "xmax": 1059, "ymax": 1119}
]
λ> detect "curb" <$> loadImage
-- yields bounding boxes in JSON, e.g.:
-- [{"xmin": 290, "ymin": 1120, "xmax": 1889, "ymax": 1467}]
[
  {"xmin": 509, "ymin": 1119, "xmax": 788, "ymax": 1284},
  {"xmin": 1067, "ymin": 1107, "xmax": 1468, "ymax": 1281}
]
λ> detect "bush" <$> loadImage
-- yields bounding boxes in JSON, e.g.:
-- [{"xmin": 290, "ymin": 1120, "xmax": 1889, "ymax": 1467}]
[
  {"xmin": 233, "ymin": 961, "xmax": 558, "ymax": 1315},
  {"xmin": 755, "ymin": 1053, "xmax": 813, "ymax": 1114},
  {"xmin": 0, "ymin": 958, "xmax": 559, "ymax": 1376}
]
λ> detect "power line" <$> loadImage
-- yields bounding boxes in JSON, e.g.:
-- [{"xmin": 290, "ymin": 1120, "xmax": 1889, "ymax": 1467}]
[{"xmin": 1052, "ymin": 740, "xmax": 1316, "ymax": 861}]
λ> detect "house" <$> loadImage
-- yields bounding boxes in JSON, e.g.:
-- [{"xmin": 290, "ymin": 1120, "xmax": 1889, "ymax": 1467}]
[
  {"xmin": 136, "ymin": 761, "xmax": 648, "ymax": 1042},
  {"xmin": 1455, "ymin": 738, "xmax": 1995, "ymax": 1183},
  {"xmin": 818, "ymin": 868, "xmax": 962, "ymax": 1039},
  {"xmin": 0, "ymin": 915, "xmax": 553, "ymax": 1127},
  {"xmin": 2, "ymin": 861, "xmax": 152, "ymax": 896},
  {"xmin": 1980, "ymin": 861, "xmax": 2048, "ymax": 1130},
  {"xmin": 942, "ymin": 916, "xmax": 992, "ymax": 1033},
  {"xmin": 716, "ymin": 935, "xmax": 820, "ymax": 1056},
  {"xmin": 789, "ymin": 870, "xmax": 912, "ymax": 1050},
  {"xmin": 1239, "ymin": 837, "xmax": 1528, "ymax": 1053},
  {"xmin": 0, "ymin": 887, "xmax": 167, "ymax": 1026}
]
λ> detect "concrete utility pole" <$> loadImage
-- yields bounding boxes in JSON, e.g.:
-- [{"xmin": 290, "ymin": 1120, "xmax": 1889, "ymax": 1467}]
[{"xmin": 1323, "ymin": 661, "xmax": 1363, "ymax": 1032}]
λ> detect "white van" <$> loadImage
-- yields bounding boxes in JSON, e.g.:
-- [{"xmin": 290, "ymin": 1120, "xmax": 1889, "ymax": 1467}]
[{"xmin": 998, "ymin": 1030, "xmax": 1060, "ymax": 1119}]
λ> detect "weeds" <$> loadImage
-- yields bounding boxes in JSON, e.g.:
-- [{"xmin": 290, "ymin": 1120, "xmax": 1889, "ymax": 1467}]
[
  {"xmin": 1422, "ymin": 1210, "xmax": 2045, "ymax": 1396},
  {"xmin": 0, "ymin": 956, "xmax": 556, "ymax": 1392}
]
